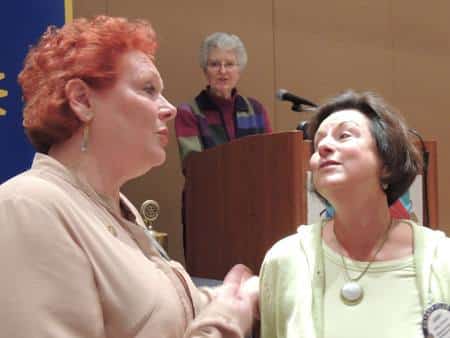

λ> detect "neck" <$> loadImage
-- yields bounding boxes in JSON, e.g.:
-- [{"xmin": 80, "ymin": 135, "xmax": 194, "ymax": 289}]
[
  {"xmin": 208, "ymin": 86, "xmax": 233, "ymax": 100},
  {"xmin": 329, "ymin": 192, "xmax": 392, "ymax": 260},
  {"xmin": 333, "ymin": 215, "xmax": 392, "ymax": 261},
  {"xmin": 48, "ymin": 133, "xmax": 125, "ymax": 214}
]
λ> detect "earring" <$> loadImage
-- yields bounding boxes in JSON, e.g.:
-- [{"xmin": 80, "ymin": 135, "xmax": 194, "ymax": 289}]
[
  {"xmin": 382, "ymin": 182, "xmax": 389, "ymax": 191},
  {"xmin": 81, "ymin": 112, "xmax": 93, "ymax": 152},
  {"xmin": 85, "ymin": 111, "xmax": 94, "ymax": 120},
  {"xmin": 81, "ymin": 124, "xmax": 90, "ymax": 152}
]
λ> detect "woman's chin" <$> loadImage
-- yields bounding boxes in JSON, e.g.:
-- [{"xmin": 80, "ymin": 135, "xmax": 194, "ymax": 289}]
[
  {"xmin": 141, "ymin": 149, "xmax": 166, "ymax": 172},
  {"xmin": 314, "ymin": 178, "xmax": 346, "ymax": 193},
  {"xmin": 211, "ymin": 86, "xmax": 232, "ymax": 98},
  {"xmin": 151, "ymin": 151, "xmax": 166, "ymax": 167}
]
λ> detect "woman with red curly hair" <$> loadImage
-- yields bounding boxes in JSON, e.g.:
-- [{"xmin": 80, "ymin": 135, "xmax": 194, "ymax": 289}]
[{"xmin": 0, "ymin": 16, "xmax": 258, "ymax": 338}]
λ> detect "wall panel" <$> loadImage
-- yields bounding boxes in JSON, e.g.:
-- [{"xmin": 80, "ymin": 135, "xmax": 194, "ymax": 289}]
[
  {"xmin": 391, "ymin": 0, "xmax": 450, "ymax": 233},
  {"xmin": 272, "ymin": 0, "xmax": 394, "ymax": 130},
  {"xmin": 73, "ymin": 0, "xmax": 107, "ymax": 17},
  {"xmin": 94, "ymin": 0, "xmax": 274, "ymax": 264},
  {"xmin": 73, "ymin": 0, "xmax": 450, "ymax": 264}
]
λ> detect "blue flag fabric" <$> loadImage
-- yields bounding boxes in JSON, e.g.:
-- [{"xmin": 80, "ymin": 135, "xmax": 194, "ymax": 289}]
[{"xmin": 0, "ymin": 1, "xmax": 71, "ymax": 183}]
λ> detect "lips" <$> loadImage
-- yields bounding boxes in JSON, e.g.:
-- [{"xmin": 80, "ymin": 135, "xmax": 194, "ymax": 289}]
[
  {"xmin": 319, "ymin": 160, "xmax": 340, "ymax": 169},
  {"xmin": 157, "ymin": 129, "xmax": 169, "ymax": 146},
  {"xmin": 216, "ymin": 77, "xmax": 229, "ymax": 83}
]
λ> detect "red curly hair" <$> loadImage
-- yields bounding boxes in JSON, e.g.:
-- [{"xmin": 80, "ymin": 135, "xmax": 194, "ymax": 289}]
[{"xmin": 18, "ymin": 15, "xmax": 158, "ymax": 153}]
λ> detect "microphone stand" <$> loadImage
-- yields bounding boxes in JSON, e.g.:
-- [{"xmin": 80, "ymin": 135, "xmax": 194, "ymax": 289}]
[
  {"xmin": 291, "ymin": 103, "xmax": 303, "ymax": 112},
  {"xmin": 296, "ymin": 120, "xmax": 310, "ymax": 140},
  {"xmin": 293, "ymin": 106, "xmax": 317, "ymax": 140},
  {"xmin": 276, "ymin": 91, "xmax": 318, "ymax": 139}
]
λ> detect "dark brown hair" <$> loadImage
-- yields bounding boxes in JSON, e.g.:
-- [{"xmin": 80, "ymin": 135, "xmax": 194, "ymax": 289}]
[{"xmin": 307, "ymin": 90, "xmax": 423, "ymax": 206}]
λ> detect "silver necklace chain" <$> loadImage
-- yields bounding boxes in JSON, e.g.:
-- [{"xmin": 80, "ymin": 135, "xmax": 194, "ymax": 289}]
[{"xmin": 334, "ymin": 219, "xmax": 393, "ymax": 282}]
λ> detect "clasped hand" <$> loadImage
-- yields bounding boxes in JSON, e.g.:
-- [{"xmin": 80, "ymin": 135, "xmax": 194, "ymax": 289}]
[{"xmin": 216, "ymin": 264, "xmax": 260, "ymax": 332}]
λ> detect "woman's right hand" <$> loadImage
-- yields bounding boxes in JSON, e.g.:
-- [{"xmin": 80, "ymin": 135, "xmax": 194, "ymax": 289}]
[
  {"xmin": 217, "ymin": 264, "xmax": 260, "ymax": 330},
  {"xmin": 184, "ymin": 264, "xmax": 259, "ymax": 337}
]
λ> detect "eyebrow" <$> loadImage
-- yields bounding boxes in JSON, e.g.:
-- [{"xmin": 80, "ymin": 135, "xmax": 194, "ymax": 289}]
[
  {"xmin": 314, "ymin": 120, "xmax": 361, "ymax": 142},
  {"xmin": 143, "ymin": 71, "xmax": 164, "ymax": 91},
  {"xmin": 337, "ymin": 120, "xmax": 361, "ymax": 129},
  {"xmin": 207, "ymin": 59, "xmax": 236, "ymax": 63}
]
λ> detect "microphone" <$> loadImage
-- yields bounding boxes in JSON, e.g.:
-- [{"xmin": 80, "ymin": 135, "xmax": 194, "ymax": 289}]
[{"xmin": 276, "ymin": 89, "xmax": 318, "ymax": 112}]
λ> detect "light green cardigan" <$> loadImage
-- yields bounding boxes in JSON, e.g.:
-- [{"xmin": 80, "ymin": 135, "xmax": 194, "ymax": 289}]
[{"xmin": 259, "ymin": 220, "xmax": 450, "ymax": 338}]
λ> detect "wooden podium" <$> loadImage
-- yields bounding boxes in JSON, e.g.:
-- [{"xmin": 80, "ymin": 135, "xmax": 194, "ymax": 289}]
[{"xmin": 183, "ymin": 131, "xmax": 438, "ymax": 279}]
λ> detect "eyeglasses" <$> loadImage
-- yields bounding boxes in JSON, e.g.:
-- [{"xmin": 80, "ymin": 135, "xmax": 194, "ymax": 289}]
[{"xmin": 206, "ymin": 60, "xmax": 238, "ymax": 70}]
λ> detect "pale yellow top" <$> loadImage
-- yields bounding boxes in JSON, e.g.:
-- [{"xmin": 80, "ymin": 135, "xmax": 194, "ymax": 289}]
[{"xmin": 322, "ymin": 241, "xmax": 423, "ymax": 338}]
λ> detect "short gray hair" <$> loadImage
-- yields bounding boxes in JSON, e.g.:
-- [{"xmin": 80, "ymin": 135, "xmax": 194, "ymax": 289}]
[{"xmin": 199, "ymin": 32, "xmax": 248, "ymax": 71}]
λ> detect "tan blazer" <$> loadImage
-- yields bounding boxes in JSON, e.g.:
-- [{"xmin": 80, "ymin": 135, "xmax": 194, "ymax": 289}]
[{"xmin": 0, "ymin": 154, "xmax": 247, "ymax": 338}]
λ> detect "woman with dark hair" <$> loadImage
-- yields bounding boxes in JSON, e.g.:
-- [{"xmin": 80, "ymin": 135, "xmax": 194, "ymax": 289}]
[
  {"xmin": 0, "ymin": 16, "xmax": 258, "ymax": 338},
  {"xmin": 259, "ymin": 90, "xmax": 450, "ymax": 338}
]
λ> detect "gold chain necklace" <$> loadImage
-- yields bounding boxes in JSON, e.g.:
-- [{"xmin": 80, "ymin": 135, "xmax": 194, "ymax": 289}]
[{"xmin": 333, "ymin": 219, "xmax": 393, "ymax": 305}]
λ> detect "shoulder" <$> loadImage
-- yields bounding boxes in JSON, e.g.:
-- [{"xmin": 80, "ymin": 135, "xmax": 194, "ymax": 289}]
[
  {"xmin": 410, "ymin": 220, "xmax": 448, "ymax": 243},
  {"xmin": 263, "ymin": 233, "xmax": 301, "ymax": 262},
  {"xmin": 428, "ymin": 227, "xmax": 450, "ymax": 257},
  {"xmin": 410, "ymin": 220, "xmax": 450, "ymax": 267},
  {"xmin": 262, "ymin": 224, "xmax": 315, "ymax": 268},
  {"xmin": 0, "ymin": 170, "xmax": 66, "ymax": 206},
  {"xmin": 240, "ymin": 95, "xmax": 272, "ymax": 130},
  {"xmin": 176, "ymin": 89, "xmax": 207, "ymax": 116},
  {"xmin": 244, "ymin": 96, "xmax": 266, "ymax": 111},
  {"xmin": 175, "ymin": 103, "xmax": 200, "ymax": 132},
  {"xmin": 0, "ymin": 168, "xmax": 89, "ymax": 232},
  {"xmin": 176, "ymin": 102, "xmax": 193, "ymax": 113},
  {"xmin": 245, "ymin": 96, "xmax": 262, "ymax": 105},
  {"xmin": 260, "ymin": 225, "xmax": 317, "ymax": 323},
  {"xmin": 426, "ymin": 228, "xmax": 450, "ymax": 293},
  {"xmin": 176, "ymin": 103, "xmax": 195, "ymax": 119},
  {"xmin": 0, "ymin": 172, "xmax": 85, "ymax": 252}
]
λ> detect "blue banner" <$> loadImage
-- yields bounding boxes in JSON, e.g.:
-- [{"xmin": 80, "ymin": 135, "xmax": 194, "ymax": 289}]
[{"xmin": 0, "ymin": 1, "xmax": 72, "ymax": 183}]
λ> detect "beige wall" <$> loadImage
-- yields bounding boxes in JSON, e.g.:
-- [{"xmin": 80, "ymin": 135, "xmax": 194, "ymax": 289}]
[{"xmin": 74, "ymin": 0, "xmax": 450, "ymax": 264}]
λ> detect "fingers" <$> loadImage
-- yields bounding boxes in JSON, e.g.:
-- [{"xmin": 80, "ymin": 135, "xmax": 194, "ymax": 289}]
[
  {"xmin": 220, "ymin": 264, "xmax": 260, "ymax": 321},
  {"xmin": 241, "ymin": 276, "xmax": 260, "ymax": 319},
  {"xmin": 241, "ymin": 276, "xmax": 259, "ymax": 296},
  {"xmin": 223, "ymin": 264, "xmax": 254, "ymax": 286}
]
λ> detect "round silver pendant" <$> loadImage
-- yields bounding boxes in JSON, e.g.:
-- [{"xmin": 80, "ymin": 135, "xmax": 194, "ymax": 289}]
[{"xmin": 340, "ymin": 281, "xmax": 363, "ymax": 305}]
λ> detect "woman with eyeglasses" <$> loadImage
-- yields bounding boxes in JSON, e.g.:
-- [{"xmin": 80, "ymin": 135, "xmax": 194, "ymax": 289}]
[{"xmin": 175, "ymin": 32, "xmax": 272, "ymax": 162}]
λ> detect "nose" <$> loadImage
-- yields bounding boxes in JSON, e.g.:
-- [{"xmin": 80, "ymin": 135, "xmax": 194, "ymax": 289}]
[
  {"xmin": 218, "ymin": 64, "xmax": 227, "ymax": 74},
  {"xmin": 158, "ymin": 95, "xmax": 176, "ymax": 121},
  {"xmin": 316, "ymin": 136, "xmax": 335, "ymax": 157}
]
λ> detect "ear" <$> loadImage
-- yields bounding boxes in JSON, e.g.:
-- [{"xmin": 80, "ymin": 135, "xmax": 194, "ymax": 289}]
[
  {"xmin": 380, "ymin": 165, "xmax": 391, "ymax": 182},
  {"xmin": 65, "ymin": 79, "xmax": 94, "ymax": 123}
]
